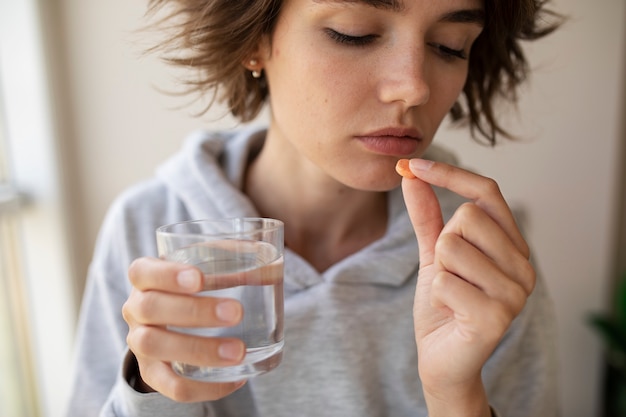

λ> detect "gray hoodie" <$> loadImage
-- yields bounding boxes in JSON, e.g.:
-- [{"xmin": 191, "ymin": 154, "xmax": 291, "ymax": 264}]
[{"xmin": 66, "ymin": 127, "xmax": 559, "ymax": 417}]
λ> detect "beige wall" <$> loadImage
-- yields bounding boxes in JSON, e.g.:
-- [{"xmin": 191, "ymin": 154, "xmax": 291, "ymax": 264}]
[{"xmin": 47, "ymin": 0, "xmax": 625, "ymax": 416}]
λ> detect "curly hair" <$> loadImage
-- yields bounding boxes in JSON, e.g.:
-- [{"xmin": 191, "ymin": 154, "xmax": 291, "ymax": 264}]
[{"xmin": 145, "ymin": 0, "xmax": 561, "ymax": 145}]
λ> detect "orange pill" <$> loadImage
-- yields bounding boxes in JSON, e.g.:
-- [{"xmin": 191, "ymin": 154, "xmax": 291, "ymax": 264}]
[{"xmin": 395, "ymin": 159, "xmax": 416, "ymax": 179}]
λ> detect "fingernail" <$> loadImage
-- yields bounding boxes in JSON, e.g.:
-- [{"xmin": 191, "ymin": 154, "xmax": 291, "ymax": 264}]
[
  {"xmin": 177, "ymin": 270, "xmax": 199, "ymax": 290},
  {"xmin": 216, "ymin": 300, "xmax": 242, "ymax": 323},
  {"xmin": 410, "ymin": 158, "xmax": 434, "ymax": 171},
  {"xmin": 218, "ymin": 340, "xmax": 244, "ymax": 361}
]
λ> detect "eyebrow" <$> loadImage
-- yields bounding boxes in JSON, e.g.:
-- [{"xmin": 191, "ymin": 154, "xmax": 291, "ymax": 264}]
[
  {"xmin": 314, "ymin": 1, "xmax": 485, "ymax": 26},
  {"xmin": 440, "ymin": 9, "xmax": 485, "ymax": 26},
  {"xmin": 314, "ymin": 0, "xmax": 405, "ymax": 12}
]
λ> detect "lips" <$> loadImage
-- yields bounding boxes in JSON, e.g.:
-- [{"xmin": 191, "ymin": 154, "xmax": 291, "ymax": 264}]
[{"xmin": 355, "ymin": 127, "xmax": 423, "ymax": 156}]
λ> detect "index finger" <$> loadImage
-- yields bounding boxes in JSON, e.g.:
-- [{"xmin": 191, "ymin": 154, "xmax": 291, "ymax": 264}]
[
  {"xmin": 129, "ymin": 256, "xmax": 283, "ymax": 293},
  {"xmin": 128, "ymin": 257, "xmax": 203, "ymax": 293},
  {"xmin": 406, "ymin": 159, "xmax": 529, "ymax": 258}
]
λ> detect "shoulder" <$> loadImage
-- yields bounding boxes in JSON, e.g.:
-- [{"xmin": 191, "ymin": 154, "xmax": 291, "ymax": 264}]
[
  {"xmin": 110, "ymin": 176, "xmax": 190, "ymax": 228},
  {"xmin": 95, "ymin": 178, "xmax": 189, "ymax": 263}
]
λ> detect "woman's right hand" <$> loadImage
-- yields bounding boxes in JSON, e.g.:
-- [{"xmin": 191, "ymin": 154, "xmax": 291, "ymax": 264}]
[{"xmin": 122, "ymin": 256, "xmax": 247, "ymax": 402}]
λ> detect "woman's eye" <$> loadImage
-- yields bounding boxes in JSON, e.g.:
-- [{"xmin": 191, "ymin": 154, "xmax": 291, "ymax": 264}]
[
  {"xmin": 428, "ymin": 43, "xmax": 468, "ymax": 61},
  {"xmin": 325, "ymin": 29, "xmax": 378, "ymax": 46}
]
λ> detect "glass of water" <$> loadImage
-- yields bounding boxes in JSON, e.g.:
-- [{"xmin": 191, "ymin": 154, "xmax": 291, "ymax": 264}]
[{"xmin": 156, "ymin": 217, "xmax": 284, "ymax": 382}]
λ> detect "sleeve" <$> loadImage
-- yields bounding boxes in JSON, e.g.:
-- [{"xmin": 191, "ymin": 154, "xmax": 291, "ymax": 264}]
[
  {"xmin": 65, "ymin": 203, "xmax": 134, "ymax": 417},
  {"xmin": 97, "ymin": 352, "xmax": 209, "ymax": 417}
]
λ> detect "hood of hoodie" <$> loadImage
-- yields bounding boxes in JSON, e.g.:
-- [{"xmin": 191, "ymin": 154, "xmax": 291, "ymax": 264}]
[{"xmin": 156, "ymin": 126, "xmax": 266, "ymax": 221}]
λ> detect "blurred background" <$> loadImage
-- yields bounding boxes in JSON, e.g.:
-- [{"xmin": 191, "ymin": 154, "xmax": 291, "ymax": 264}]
[{"xmin": 0, "ymin": 0, "xmax": 624, "ymax": 416}]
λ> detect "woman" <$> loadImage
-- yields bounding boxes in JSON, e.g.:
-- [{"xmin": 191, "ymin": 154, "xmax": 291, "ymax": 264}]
[{"xmin": 67, "ymin": 0, "xmax": 561, "ymax": 416}]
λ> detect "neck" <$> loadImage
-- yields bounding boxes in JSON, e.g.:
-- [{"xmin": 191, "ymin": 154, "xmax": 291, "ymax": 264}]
[{"xmin": 244, "ymin": 134, "xmax": 388, "ymax": 272}]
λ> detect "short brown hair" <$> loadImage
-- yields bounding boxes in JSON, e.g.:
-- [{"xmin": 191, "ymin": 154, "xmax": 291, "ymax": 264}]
[
  {"xmin": 145, "ymin": 0, "xmax": 562, "ymax": 144},
  {"xmin": 460, "ymin": 0, "xmax": 562, "ymax": 143}
]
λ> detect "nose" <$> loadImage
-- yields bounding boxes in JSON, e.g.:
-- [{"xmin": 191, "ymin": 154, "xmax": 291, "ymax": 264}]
[{"xmin": 377, "ymin": 44, "xmax": 430, "ymax": 108}]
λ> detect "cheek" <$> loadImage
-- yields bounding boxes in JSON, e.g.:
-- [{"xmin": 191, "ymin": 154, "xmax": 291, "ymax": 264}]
[
  {"xmin": 269, "ymin": 31, "xmax": 367, "ymax": 116},
  {"xmin": 312, "ymin": 60, "xmax": 368, "ymax": 116},
  {"xmin": 431, "ymin": 71, "xmax": 467, "ymax": 113},
  {"xmin": 447, "ymin": 66, "xmax": 469, "ymax": 102}
]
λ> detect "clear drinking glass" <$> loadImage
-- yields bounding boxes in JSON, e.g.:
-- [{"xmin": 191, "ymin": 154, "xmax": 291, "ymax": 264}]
[{"xmin": 156, "ymin": 218, "xmax": 284, "ymax": 382}]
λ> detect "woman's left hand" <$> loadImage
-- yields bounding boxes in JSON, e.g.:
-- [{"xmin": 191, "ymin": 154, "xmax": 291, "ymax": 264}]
[{"xmin": 400, "ymin": 159, "xmax": 535, "ymax": 417}]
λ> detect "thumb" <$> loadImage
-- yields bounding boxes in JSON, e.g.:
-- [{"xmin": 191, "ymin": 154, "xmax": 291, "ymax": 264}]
[{"xmin": 401, "ymin": 176, "xmax": 444, "ymax": 267}]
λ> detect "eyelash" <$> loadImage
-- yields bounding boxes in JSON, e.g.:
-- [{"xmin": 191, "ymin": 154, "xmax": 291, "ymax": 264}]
[
  {"xmin": 428, "ymin": 43, "xmax": 468, "ymax": 61},
  {"xmin": 325, "ymin": 29, "xmax": 468, "ymax": 61},
  {"xmin": 325, "ymin": 29, "xmax": 378, "ymax": 46}
]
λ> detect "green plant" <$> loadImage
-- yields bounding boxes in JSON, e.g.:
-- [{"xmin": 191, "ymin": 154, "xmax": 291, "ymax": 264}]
[{"xmin": 588, "ymin": 272, "xmax": 626, "ymax": 417}]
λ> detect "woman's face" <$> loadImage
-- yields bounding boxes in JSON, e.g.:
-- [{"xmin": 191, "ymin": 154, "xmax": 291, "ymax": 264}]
[{"xmin": 259, "ymin": 0, "xmax": 484, "ymax": 191}]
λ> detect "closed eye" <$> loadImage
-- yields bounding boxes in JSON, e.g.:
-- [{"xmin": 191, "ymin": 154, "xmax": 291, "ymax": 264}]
[
  {"xmin": 325, "ymin": 29, "xmax": 379, "ymax": 46},
  {"xmin": 428, "ymin": 43, "xmax": 468, "ymax": 60}
]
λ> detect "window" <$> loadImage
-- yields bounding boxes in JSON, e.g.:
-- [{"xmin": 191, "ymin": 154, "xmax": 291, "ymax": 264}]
[
  {"xmin": 1, "ymin": 1, "xmax": 78, "ymax": 416},
  {"xmin": 0, "ymin": 96, "xmax": 41, "ymax": 417}
]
